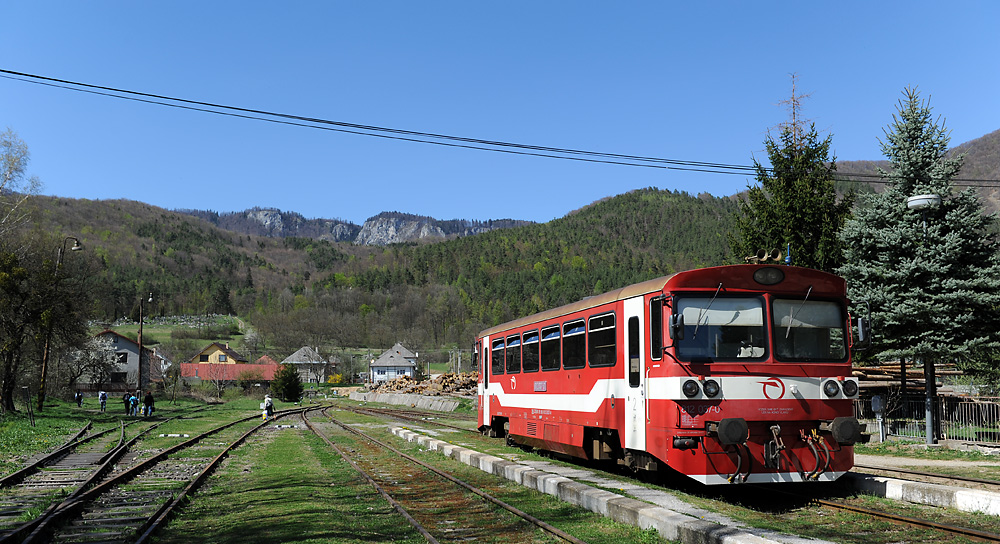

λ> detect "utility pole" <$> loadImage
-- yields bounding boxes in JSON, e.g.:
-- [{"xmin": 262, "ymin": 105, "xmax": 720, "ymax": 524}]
[
  {"xmin": 37, "ymin": 236, "xmax": 84, "ymax": 411},
  {"xmin": 137, "ymin": 293, "xmax": 152, "ymax": 392}
]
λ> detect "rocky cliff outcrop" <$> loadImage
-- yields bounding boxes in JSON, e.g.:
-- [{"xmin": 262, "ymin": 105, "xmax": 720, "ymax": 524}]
[{"xmin": 180, "ymin": 208, "xmax": 531, "ymax": 246}]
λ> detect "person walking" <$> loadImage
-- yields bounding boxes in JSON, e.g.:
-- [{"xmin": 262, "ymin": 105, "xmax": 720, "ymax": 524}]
[
  {"xmin": 263, "ymin": 394, "xmax": 274, "ymax": 420},
  {"xmin": 74, "ymin": 391, "xmax": 83, "ymax": 407},
  {"xmin": 98, "ymin": 390, "xmax": 107, "ymax": 412},
  {"xmin": 129, "ymin": 393, "xmax": 139, "ymax": 416},
  {"xmin": 122, "ymin": 392, "xmax": 130, "ymax": 414},
  {"xmin": 143, "ymin": 392, "xmax": 155, "ymax": 417}
]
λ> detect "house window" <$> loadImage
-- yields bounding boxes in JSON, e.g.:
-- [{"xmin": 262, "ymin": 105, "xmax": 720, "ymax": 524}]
[
  {"xmin": 200, "ymin": 354, "xmax": 209, "ymax": 362},
  {"xmin": 111, "ymin": 372, "xmax": 126, "ymax": 383},
  {"xmin": 219, "ymin": 354, "xmax": 228, "ymax": 362},
  {"xmin": 377, "ymin": 369, "xmax": 386, "ymax": 375},
  {"xmin": 116, "ymin": 352, "xmax": 128, "ymax": 365}
]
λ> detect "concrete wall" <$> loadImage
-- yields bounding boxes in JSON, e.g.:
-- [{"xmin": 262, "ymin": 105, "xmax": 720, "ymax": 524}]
[{"xmin": 350, "ymin": 391, "xmax": 459, "ymax": 412}]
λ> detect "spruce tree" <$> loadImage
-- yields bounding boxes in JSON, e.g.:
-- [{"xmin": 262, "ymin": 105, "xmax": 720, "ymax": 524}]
[
  {"xmin": 731, "ymin": 119, "xmax": 854, "ymax": 271},
  {"xmin": 839, "ymin": 87, "xmax": 1000, "ymax": 379},
  {"xmin": 271, "ymin": 363, "xmax": 303, "ymax": 402}
]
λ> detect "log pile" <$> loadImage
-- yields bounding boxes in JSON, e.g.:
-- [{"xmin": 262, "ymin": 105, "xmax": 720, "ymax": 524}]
[
  {"xmin": 852, "ymin": 362, "xmax": 961, "ymax": 394},
  {"xmin": 369, "ymin": 373, "xmax": 478, "ymax": 397}
]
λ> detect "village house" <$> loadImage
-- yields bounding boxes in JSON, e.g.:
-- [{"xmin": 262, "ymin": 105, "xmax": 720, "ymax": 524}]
[
  {"xmin": 83, "ymin": 329, "xmax": 166, "ymax": 392},
  {"xmin": 370, "ymin": 342, "xmax": 418, "ymax": 383},
  {"xmin": 180, "ymin": 342, "xmax": 275, "ymax": 386},
  {"xmin": 281, "ymin": 347, "xmax": 331, "ymax": 384},
  {"xmin": 189, "ymin": 342, "xmax": 248, "ymax": 364}
]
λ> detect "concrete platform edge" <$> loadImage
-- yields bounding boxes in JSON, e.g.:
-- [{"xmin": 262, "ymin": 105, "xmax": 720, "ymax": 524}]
[{"xmin": 390, "ymin": 426, "xmax": 787, "ymax": 544}]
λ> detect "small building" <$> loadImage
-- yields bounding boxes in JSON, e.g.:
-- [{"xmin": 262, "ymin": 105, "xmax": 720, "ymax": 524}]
[
  {"xmin": 87, "ymin": 330, "xmax": 164, "ymax": 392},
  {"xmin": 255, "ymin": 355, "xmax": 279, "ymax": 366},
  {"xmin": 180, "ymin": 343, "xmax": 257, "ymax": 387},
  {"xmin": 370, "ymin": 343, "xmax": 418, "ymax": 383},
  {"xmin": 281, "ymin": 347, "xmax": 330, "ymax": 384},
  {"xmin": 188, "ymin": 343, "xmax": 248, "ymax": 365}
]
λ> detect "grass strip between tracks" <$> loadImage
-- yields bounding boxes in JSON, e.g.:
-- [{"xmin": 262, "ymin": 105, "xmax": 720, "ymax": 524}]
[{"xmin": 156, "ymin": 416, "xmax": 666, "ymax": 544}]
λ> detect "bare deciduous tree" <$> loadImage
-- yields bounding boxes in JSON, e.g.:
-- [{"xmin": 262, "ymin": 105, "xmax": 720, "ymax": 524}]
[{"xmin": 0, "ymin": 128, "xmax": 42, "ymax": 238}]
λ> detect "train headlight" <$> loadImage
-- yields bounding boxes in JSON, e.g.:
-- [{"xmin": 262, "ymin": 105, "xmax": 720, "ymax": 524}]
[
  {"xmin": 753, "ymin": 267, "xmax": 784, "ymax": 285},
  {"xmin": 682, "ymin": 379, "xmax": 700, "ymax": 398},
  {"xmin": 702, "ymin": 379, "xmax": 721, "ymax": 398},
  {"xmin": 842, "ymin": 379, "xmax": 859, "ymax": 397},
  {"xmin": 823, "ymin": 380, "xmax": 841, "ymax": 397}
]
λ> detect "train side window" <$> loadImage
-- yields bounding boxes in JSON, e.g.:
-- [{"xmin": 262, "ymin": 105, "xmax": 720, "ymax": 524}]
[
  {"xmin": 588, "ymin": 313, "xmax": 616, "ymax": 367},
  {"xmin": 540, "ymin": 325, "xmax": 561, "ymax": 371},
  {"xmin": 506, "ymin": 334, "xmax": 521, "ymax": 374},
  {"xmin": 491, "ymin": 339, "xmax": 505, "ymax": 375},
  {"xmin": 563, "ymin": 320, "xmax": 586, "ymax": 369},
  {"xmin": 522, "ymin": 330, "xmax": 539, "ymax": 372},
  {"xmin": 474, "ymin": 341, "xmax": 480, "ymax": 374},
  {"xmin": 650, "ymin": 297, "xmax": 663, "ymax": 360},
  {"xmin": 628, "ymin": 316, "xmax": 640, "ymax": 387}
]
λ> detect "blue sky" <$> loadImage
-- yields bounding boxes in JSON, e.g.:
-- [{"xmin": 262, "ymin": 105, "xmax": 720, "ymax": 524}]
[{"xmin": 3, "ymin": 2, "xmax": 998, "ymax": 225}]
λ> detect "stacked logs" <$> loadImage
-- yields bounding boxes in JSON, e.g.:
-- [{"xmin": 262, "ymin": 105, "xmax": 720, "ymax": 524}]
[{"xmin": 370, "ymin": 373, "xmax": 478, "ymax": 397}]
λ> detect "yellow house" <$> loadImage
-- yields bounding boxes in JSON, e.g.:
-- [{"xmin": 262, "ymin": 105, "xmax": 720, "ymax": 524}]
[{"xmin": 189, "ymin": 342, "xmax": 248, "ymax": 365}]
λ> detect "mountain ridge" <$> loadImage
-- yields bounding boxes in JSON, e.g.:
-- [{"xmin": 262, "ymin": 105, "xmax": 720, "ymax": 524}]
[{"xmin": 176, "ymin": 207, "xmax": 533, "ymax": 246}]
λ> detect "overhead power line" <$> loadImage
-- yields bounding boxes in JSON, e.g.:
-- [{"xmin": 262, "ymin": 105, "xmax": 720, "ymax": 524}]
[{"xmin": 2, "ymin": 68, "xmax": 998, "ymax": 188}]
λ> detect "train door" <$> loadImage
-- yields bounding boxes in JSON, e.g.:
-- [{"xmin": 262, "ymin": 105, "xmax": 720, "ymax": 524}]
[
  {"xmin": 480, "ymin": 335, "xmax": 491, "ymax": 428},
  {"xmin": 623, "ymin": 296, "xmax": 646, "ymax": 451}
]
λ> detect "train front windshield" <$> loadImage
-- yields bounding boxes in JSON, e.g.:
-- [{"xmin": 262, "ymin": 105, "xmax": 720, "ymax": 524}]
[
  {"xmin": 771, "ymin": 299, "xmax": 846, "ymax": 361},
  {"xmin": 675, "ymin": 296, "xmax": 847, "ymax": 363}
]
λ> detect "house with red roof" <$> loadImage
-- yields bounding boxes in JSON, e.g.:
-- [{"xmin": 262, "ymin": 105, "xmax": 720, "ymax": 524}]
[{"xmin": 181, "ymin": 343, "xmax": 276, "ymax": 386}]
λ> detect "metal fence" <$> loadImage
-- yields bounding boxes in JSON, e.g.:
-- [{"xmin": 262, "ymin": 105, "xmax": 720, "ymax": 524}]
[{"xmin": 854, "ymin": 395, "xmax": 1000, "ymax": 443}]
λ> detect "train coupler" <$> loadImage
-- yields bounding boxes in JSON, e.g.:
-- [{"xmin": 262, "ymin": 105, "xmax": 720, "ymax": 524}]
[{"xmin": 764, "ymin": 424, "xmax": 785, "ymax": 469}]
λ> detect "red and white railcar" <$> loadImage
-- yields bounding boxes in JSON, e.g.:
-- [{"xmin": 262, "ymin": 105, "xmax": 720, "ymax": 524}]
[{"xmin": 475, "ymin": 264, "xmax": 864, "ymax": 484}]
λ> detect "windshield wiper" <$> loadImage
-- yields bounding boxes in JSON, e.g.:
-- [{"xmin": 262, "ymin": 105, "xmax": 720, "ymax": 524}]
[
  {"xmin": 785, "ymin": 285, "xmax": 814, "ymax": 338},
  {"xmin": 692, "ymin": 283, "xmax": 723, "ymax": 339}
]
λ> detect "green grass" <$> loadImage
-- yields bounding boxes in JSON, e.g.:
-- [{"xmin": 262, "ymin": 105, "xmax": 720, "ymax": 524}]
[
  {"xmin": 157, "ymin": 425, "xmax": 427, "ymax": 544},
  {"xmin": 855, "ymin": 439, "xmax": 993, "ymax": 461}
]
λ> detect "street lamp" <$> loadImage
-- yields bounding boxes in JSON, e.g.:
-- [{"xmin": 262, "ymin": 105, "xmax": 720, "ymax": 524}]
[
  {"xmin": 906, "ymin": 193, "xmax": 940, "ymax": 445},
  {"xmin": 37, "ymin": 236, "xmax": 84, "ymax": 411},
  {"xmin": 137, "ymin": 292, "xmax": 153, "ymax": 393}
]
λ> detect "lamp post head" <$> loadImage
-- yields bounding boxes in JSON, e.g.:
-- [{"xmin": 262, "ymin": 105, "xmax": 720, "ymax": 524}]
[
  {"xmin": 69, "ymin": 239, "xmax": 84, "ymax": 251},
  {"xmin": 906, "ymin": 194, "xmax": 941, "ymax": 211}
]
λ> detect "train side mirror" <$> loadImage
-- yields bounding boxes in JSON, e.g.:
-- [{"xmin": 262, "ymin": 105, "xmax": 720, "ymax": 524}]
[
  {"xmin": 854, "ymin": 317, "xmax": 871, "ymax": 351},
  {"xmin": 851, "ymin": 300, "xmax": 872, "ymax": 352},
  {"xmin": 669, "ymin": 314, "xmax": 685, "ymax": 341}
]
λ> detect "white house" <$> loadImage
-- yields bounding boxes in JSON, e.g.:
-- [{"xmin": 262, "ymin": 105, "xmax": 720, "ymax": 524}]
[
  {"xmin": 84, "ymin": 330, "xmax": 165, "ymax": 392},
  {"xmin": 370, "ymin": 342, "xmax": 418, "ymax": 383}
]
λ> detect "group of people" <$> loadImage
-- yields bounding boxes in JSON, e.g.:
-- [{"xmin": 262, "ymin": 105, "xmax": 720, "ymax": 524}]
[{"xmin": 73, "ymin": 390, "xmax": 154, "ymax": 416}]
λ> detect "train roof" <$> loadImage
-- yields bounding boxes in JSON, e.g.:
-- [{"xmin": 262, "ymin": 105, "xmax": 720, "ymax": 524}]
[
  {"xmin": 476, "ymin": 264, "xmax": 848, "ymax": 339},
  {"xmin": 478, "ymin": 274, "xmax": 674, "ymax": 338}
]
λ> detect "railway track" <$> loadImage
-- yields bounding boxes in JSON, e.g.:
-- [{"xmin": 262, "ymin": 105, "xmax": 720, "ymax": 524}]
[
  {"xmin": 304, "ymin": 407, "xmax": 589, "ymax": 544},
  {"xmin": 359, "ymin": 406, "xmax": 1000, "ymax": 542},
  {"xmin": 810, "ymin": 493, "xmax": 1000, "ymax": 542},
  {"xmin": 0, "ymin": 407, "xmax": 305, "ymax": 544},
  {"xmin": 854, "ymin": 462, "xmax": 1000, "ymax": 489}
]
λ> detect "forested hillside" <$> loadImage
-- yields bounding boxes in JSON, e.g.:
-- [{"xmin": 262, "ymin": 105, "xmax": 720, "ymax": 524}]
[
  {"xmin": 837, "ymin": 128, "xmax": 1000, "ymax": 213},
  {"xmin": 28, "ymin": 189, "xmax": 736, "ymax": 357}
]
